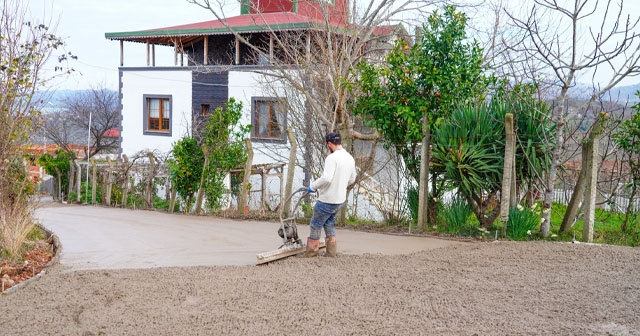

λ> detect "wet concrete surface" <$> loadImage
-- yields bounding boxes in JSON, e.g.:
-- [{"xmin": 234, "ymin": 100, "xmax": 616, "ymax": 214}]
[{"xmin": 36, "ymin": 204, "xmax": 463, "ymax": 270}]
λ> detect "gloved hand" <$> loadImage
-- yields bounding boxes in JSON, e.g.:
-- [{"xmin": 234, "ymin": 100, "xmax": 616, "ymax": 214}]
[{"xmin": 307, "ymin": 186, "xmax": 315, "ymax": 193}]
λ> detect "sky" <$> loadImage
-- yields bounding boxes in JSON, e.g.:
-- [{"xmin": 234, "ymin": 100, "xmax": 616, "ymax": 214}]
[
  {"xmin": 25, "ymin": 0, "xmax": 226, "ymax": 91},
  {"xmin": 24, "ymin": 0, "xmax": 640, "ymax": 92}
]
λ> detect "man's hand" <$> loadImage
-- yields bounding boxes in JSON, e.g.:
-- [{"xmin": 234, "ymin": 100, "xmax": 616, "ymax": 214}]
[{"xmin": 307, "ymin": 186, "xmax": 315, "ymax": 193}]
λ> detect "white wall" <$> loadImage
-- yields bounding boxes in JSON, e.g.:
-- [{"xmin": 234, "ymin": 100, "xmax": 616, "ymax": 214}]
[
  {"xmin": 120, "ymin": 70, "xmax": 193, "ymax": 157},
  {"xmin": 228, "ymin": 70, "xmax": 304, "ymax": 210}
]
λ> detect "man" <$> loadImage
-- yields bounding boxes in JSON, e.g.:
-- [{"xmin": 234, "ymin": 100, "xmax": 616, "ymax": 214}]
[{"xmin": 306, "ymin": 132, "xmax": 356, "ymax": 257}]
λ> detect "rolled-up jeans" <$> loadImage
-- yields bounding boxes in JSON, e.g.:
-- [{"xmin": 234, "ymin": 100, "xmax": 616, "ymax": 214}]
[{"xmin": 309, "ymin": 200, "xmax": 345, "ymax": 240}]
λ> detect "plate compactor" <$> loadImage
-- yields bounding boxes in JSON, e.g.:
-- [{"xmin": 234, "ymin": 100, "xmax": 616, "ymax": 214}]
[{"xmin": 256, "ymin": 187, "xmax": 325, "ymax": 264}]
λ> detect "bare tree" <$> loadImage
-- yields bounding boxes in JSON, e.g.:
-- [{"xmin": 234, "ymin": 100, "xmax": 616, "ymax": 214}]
[
  {"xmin": 61, "ymin": 86, "xmax": 120, "ymax": 158},
  {"xmin": 498, "ymin": 0, "xmax": 640, "ymax": 236},
  {"xmin": 186, "ymin": 0, "xmax": 447, "ymax": 219}
]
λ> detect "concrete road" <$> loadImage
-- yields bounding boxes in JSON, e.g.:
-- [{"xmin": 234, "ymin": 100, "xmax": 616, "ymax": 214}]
[{"xmin": 36, "ymin": 204, "xmax": 462, "ymax": 270}]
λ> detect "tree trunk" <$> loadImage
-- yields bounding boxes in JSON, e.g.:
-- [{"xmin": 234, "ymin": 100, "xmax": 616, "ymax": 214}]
[
  {"xmin": 541, "ymin": 101, "xmax": 567, "ymax": 238},
  {"xmin": 417, "ymin": 116, "xmax": 430, "ymax": 231},
  {"xmin": 283, "ymin": 129, "xmax": 297, "ymax": 218},
  {"xmin": 560, "ymin": 145, "xmax": 588, "ymax": 233},
  {"xmin": 195, "ymin": 145, "xmax": 209, "ymax": 215},
  {"xmin": 621, "ymin": 183, "xmax": 637, "ymax": 233}
]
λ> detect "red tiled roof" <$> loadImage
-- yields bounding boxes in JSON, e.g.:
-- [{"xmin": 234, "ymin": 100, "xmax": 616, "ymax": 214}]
[
  {"xmin": 105, "ymin": 12, "xmax": 335, "ymax": 46},
  {"xmin": 150, "ymin": 12, "xmax": 327, "ymax": 32},
  {"xmin": 103, "ymin": 128, "xmax": 120, "ymax": 138}
]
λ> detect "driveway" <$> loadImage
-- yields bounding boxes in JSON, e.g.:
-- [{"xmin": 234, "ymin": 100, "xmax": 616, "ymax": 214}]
[{"xmin": 36, "ymin": 204, "xmax": 462, "ymax": 270}]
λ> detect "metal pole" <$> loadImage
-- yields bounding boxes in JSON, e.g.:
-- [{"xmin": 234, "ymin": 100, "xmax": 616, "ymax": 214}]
[{"xmin": 85, "ymin": 111, "xmax": 92, "ymax": 203}]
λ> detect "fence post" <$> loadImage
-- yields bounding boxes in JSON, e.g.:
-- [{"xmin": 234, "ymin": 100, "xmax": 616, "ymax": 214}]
[
  {"xmin": 75, "ymin": 160, "xmax": 82, "ymax": 203},
  {"xmin": 90, "ymin": 159, "xmax": 97, "ymax": 205},
  {"xmin": 105, "ymin": 157, "xmax": 113, "ymax": 206},
  {"xmin": 238, "ymin": 138, "xmax": 253, "ymax": 215},
  {"xmin": 146, "ymin": 152, "xmax": 155, "ymax": 209},
  {"xmin": 582, "ymin": 116, "xmax": 603, "ymax": 243},
  {"xmin": 122, "ymin": 154, "xmax": 129, "ymax": 208},
  {"xmin": 500, "ymin": 113, "xmax": 515, "ymax": 223}
]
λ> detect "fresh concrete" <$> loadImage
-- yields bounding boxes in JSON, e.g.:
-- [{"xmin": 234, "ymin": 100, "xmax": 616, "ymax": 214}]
[{"xmin": 36, "ymin": 204, "xmax": 462, "ymax": 270}]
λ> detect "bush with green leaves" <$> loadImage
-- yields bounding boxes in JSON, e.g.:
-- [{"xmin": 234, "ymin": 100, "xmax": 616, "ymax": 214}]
[
  {"xmin": 202, "ymin": 98, "xmax": 250, "ymax": 212},
  {"xmin": 506, "ymin": 204, "xmax": 541, "ymax": 240},
  {"xmin": 37, "ymin": 149, "xmax": 74, "ymax": 197},
  {"xmin": 439, "ymin": 196, "xmax": 474, "ymax": 234},
  {"xmin": 168, "ymin": 98, "xmax": 249, "ymax": 213}
]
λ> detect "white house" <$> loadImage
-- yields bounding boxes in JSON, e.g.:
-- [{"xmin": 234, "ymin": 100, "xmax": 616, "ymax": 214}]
[{"xmin": 105, "ymin": 0, "xmax": 405, "ymax": 216}]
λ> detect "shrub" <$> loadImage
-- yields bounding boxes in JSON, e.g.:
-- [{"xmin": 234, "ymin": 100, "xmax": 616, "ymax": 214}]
[
  {"xmin": 506, "ymin": 204, "xmax": 540, "ymax": 240},
  {"xmin": 439, "ymin": 196, "xmax": 474, "ymax": 234}
]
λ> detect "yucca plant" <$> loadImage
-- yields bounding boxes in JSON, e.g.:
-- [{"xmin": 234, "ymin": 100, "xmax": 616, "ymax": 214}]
[{"xmin": 431, "ymin": 102, "xmax": 504, "ymax": 227}]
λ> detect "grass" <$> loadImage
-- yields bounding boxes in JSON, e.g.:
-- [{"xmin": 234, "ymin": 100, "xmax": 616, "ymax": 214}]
[{"xmin": 549, "ymin": 203, "xmax": 640, "ymax": 246}]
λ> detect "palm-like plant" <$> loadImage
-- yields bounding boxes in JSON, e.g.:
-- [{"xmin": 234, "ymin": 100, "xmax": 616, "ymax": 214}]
[
  {"xmin": 432, "ymin": 102, "xmax": 505, "ymax": 227},
  {"xmin": 431, "ymin": 90, "xmax": 554, "ymax": 228}
]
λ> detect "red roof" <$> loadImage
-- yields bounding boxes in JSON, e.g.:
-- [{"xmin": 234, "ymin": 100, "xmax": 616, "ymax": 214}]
[
  {"xmin": 145, "ymin": 12, "xmax": 329, "ymax": 33},
  {"xmin": 103, "ymin": 128, "xmax": 120, "ymax": 138}
]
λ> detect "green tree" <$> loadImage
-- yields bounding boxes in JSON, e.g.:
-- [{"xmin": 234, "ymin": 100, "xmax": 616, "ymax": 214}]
[
  {"xmin": 37, "ymin": 149, "xmax": 74, "ymax": 196},
  {"xmin": 201, "ymin": 98, "xmax": 249, "ymax": 211},
  {"xmin": 352, "ymin": 5, "xmax": 491, "ymax": 180},
  {"xmin": 168, "ymin": 98, "xmax": 249, "ymax": 213},
  {"xmin": 612, "ymin": 93, "xmax": 640, "ymax": 232},
  {"xmin": 168, "ymin": 137, "xmax": 204, "ymax": 212}
]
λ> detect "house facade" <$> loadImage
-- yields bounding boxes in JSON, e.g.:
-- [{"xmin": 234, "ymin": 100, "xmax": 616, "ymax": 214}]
[{"xmin": 105, "ymin": 0, "xmax": 404, "ymax": 214}]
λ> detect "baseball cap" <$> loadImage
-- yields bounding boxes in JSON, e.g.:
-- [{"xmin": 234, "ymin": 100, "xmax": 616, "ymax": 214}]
[{"xmin": 325, "ymin": 132, "xmax": 342, "ymax": 144}]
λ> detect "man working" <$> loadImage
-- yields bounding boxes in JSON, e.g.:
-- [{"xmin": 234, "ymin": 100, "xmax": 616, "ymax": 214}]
[{"xmin": 306, "ymin": 132, "xmax": 356, "ymax": 257}]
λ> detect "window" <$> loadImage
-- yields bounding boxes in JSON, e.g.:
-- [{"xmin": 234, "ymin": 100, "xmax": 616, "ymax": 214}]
[
  {"xmin": 143, "ymin": 95, "xmax": 172, "ymax": 136},
  {"xmin": 252, "ymin": 97, "xmax": 286, "ymax": 142},
  {"xmin": 201, "ymin": 104, "xmax": 210, "ymax": 117}
]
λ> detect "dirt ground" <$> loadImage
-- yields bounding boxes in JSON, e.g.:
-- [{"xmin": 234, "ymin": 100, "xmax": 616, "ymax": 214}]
[{"xmin": 1, "ymin": 241, "xmax": 639, "ymax": 335}]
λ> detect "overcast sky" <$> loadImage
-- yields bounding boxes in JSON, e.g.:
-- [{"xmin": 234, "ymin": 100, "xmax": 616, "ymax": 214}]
[
  {"xmin": 26, "ymin": 0, "xmax": 222, "ymax": 91},
  {"xmin": 25, "ymin": 0, "xmax": 640, "ymax": 92}
]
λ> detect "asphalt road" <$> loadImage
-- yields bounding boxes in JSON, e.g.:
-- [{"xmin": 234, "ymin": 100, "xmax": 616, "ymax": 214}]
[{"xmin": 36, "ymin": 204, "xmax": 462, "ymax": 270}]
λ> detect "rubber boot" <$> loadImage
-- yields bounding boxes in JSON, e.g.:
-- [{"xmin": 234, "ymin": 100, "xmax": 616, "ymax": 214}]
[
  {"xmin": 326, "ymin": 236, "xmax": 337, "ymax": 257},
  {"xmin": 305, "ymin": 237, "xmax": 320, "ymax": 257}
]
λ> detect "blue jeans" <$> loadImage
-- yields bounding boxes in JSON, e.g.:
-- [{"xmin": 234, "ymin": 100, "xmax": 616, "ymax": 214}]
[{"xmin": 309, "ymin": 201, "xmax": 345, "ymax": 240}]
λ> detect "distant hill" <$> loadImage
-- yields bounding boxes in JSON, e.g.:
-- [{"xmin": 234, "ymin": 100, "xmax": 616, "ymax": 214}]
[
  {"xmin": 612, "ymin": 83, "xmax": 640, "ymax": 102},
  {"xmin": 568, "ymin": 82, "xmax": 640, "ymax": 103},
  {"xmin": 34, "ymin": 89, "xmax": 113, "ymax": 110}
]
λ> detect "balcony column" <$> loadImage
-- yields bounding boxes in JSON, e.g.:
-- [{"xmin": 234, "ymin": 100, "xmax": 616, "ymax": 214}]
[
  {"xmin": 204, "ymin": 36, "xmax": 209, "ymax": 65},
  {"xmin": 270, "ymin": 32, "xmax": 274, "ymax": 60},
  {"xmin": 306, "ymin": 31, "xmax": 311, "ymax": 63},
  {"xmin": 174, "ymin": 39, "xmax": 178, "ymax": 66},
  {"xmin": 235, "ymin": 36, "xmax": 240, "ymax": 65},
  {"xmin": 119, "ymin": 40, "xmax": 124, "ymax": 66}
]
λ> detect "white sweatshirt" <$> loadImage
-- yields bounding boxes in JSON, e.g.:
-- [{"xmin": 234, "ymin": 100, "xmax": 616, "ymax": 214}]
[{"xmin": 310, "ymin": 148, "xmax": 356, "ymax": 204}]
